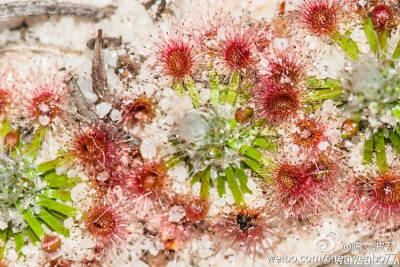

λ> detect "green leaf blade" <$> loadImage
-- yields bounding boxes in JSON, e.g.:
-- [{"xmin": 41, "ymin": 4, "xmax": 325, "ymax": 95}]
[
  {"xmin": 226, "ymin": 71, "xmax": 239, "ymax": 105},
  {"xmin": 362, "ymin": 17, "xmax": 378, "ymax": 54},
  {"xmin": 23, "ymin": 209, "xmax": 44, "ymax": 241},
  {"xmin": 38, "ymin": 196, "xmax": 77, "ymax": 217},
  {"xmin": 374, "ymin": 130, "xmax": 388, "ymax": 171},
  {"xmin": 14, "ymin": 232, "xmax": 24, "ymax": 255},
  {"xmin": 209, "ymin": 70, "xmax": 220, "ymax": 105},
  {"xmin": 224, "ymin": 166, "xmax": 244, "ymax": 206},
  {"xmin": 389, "ymin": 131, "xmax": 400, "ymax": 155},
  {"xmin": 331, "ymin": 31, "xmax": 360, "ymax": 61},
  {"xmin": 200, "ymin": 167, "xmax": 211, "ymax": 200},
  {"xmin": 234, "ymin": 167, "xmax": 252, "ymax": 194},
  {"xmin": 184, "ymin": 78, "xmax": 200, "ymax": 109},
  {"xmin": 363, "ymin": 137, "xmax": 374, "ymax": 165},
  {"xmin": 38, "ymin": 209, "xmax": 69, "ymax": 237},
  {"xmin": 43, "ymin": 172, "xmax": 81, "ymax": 188},
  {"xmin": 216, "ymin": 175, "xmax": 226, "ymax": 197},
  {"xmin": 37, "ymin": 155, "xmax": 75, "ymax": 173}
]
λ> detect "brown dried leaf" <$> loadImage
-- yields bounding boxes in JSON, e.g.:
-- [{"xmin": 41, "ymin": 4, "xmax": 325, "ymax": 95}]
[{"xmin": 91, "ymin": 29, "xmax": 108, "ymax": 101}]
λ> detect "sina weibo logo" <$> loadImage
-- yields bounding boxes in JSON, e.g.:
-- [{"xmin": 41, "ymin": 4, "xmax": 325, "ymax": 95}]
[{"xmin": 313, "ymin": 231, "xmax": 338, "ymax": 252}]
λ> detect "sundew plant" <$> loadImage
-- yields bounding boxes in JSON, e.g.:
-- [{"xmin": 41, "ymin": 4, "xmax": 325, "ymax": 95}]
[{"xmin": 0, "ymin": 121, "xmax": 78, "ymax": 258}]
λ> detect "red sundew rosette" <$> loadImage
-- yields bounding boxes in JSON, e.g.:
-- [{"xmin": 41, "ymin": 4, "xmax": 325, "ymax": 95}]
[
  {"xmin": 296, "ymin": 0, "xmax": 360, "ymax": 60},
  {"xmin": 212, "ymin": 208, "xmax": 277, "ymax": 258},
  {"xmin": 0, "ymin": 68, "xmax": 21, "ymax": 122},
  {"xmin": 118, "ymin": 161, "xmax": 171, "ymax": 217},
  {"xmin": 290, "ymin": 116, "xmax": 329, "ymax": 157},
  {"xmin": 345, "ymin": 175, "xmax": 373, "ymax": 216},
  {"xmin": 152, "ymin": 25, "xmax": 203, "ymax": 108},
  {"xmin": 253, "ymin": 80, "xmax": 302, "ymax": 125},
  {"xmin": 70, "ymin": 123, "xmax": 130, "ymax": 184},
  {"xmin": 213, "ymin": 24, "xmax": 259, "ymax": 75},
  {"xmin": 26, "ymin": 75, "xmax": 70, "ymax": 127},
  {"xmin": 121, "ymin": 96, "xmax": 154, "ymax": 129},
  {"xmin": 262, "ymin": 44, "xmax": 308, "ymax": 91},
  {"xmin": 296, "ymin": 0, "xmax": 342, "ymax": 38},
  {"xmin": 84, "ymin": 192, "xmax": 132, "ymax": 252},
  {"xmin": 141, "ymin": 195, "xmax": 198, "ymax": 251},
  {"xmin": 157, "ymin": 36, "xmax": 196, "ymax": 81},
  {"xmin": 269, "ymin": 159, "xmax": 338, "ymax": 219},
  {"xmin": 346, "ymin": 170, "xmax": 400, "ymax": 225}
]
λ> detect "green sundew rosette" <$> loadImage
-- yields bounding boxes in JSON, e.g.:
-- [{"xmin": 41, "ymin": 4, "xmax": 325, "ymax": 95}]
[
  {"xmin": 304, "ymin": 17, "xmax": 400, "ymax": 171},
  {"xmin": 0, "ymin": 121, "xmax": 79, "ymax": 258},
  {"xmin": 166, "ymin": 70, "xmax": 278, "ymax": 206}
]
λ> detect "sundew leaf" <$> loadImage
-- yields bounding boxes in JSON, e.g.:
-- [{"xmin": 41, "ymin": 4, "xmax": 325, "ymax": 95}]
[
  {"xmin": 184, "ymin": 77, "xmax": 200, "ymax": 109},
  {"xmin": 42, "ymin": 189, "xmax": 72, "ymax": 202},
  {"xmin": 331, "ymin": 31, "xmax": 360, "ymax": 61},
  {"xmin": 226, "ymin": 70, "xmax": 240, "ymax": 105},
  {"xmin": 234, "ymin": 167, "xmax": 252, "ymax": 194},
  {"xmin": 25, "ymin": 227, "xmax": 39, "ymax": 245},
  {"xmin": 23, "ymin": 209, "xmax": 44, "ymax": 240},
  {"xmin": 24, "ymin": 126, "xmax": 47, "ymax": 160},
  {"xmin": 171, "ymin": 82, "xmax": 184, "ymax": 97},
  {"xmin": 14, "ymin": 232, "xmax": 24, "ymax": 255},
  {"xmin": 389, "ymin": 131, "xmax": 400, "ymax": 155},
  {"xmin": 216, "ymin": 175, "xmax": 226, "ymax": 197},
  {"xmin": 36, "ymin": 154, "xmax": 75, "ymax": 173},
  {"xmin": 252, "ymin": 137, "xmax": 268, "ymax": 149},
  {"xmin": 38, "ymin": 196, "xmax": 77, "ymax": 217},
  {"xmin": 252, "ymin": 137, "xmax": 277, "ymax": 150},
  {"xmin": 200, "ymin": 167, "xmax": 211, "ymax": 200},
  {"xmin": 228, "ymin": 118, "xmax": 237, "ymax": 131},
  {"xmin": 305, "ymin": 77, "xmax": 342, "ymax": 89},
  {"xmin": 306, "ymin": 88, "xmax": 343, "ymax": 102},
  {"xmin": 224, "ymin": 166, "xmax": 244, "ymax": 206},
  {"xmin": 190, "ymin": 171, "xmax": 202, "ymax": 185},
  {"xmin": 362, "ymin": 17, "xmax": 378, "ymax": 54},
  {"xmin": 219, "ymin": 89, "xmax": 227, "ymax": 103},
  {"xmin": 209, "ymin": 70, "xmax": 220, "ymax": 105},
  {"xmin": 374, "ymin": 129, "xmax": 388, "ymax": 171},
  {"xmin": 242, "ymin": 157, "xmax": 269, "ymax": 180},
  {"xmin": 378, "ymin": 30, "xmax": 388, "ymax": 54},
  {"xmin": 363, "ymin": 137, "xmax": 374, "ymax": 164},
  {"xmin": 0, "ymin": 229, "xmax": 6, "ymax": 259},
  {"xmin": 240, "ymin": 145, "xmax": 263, "ymax": 162},
  {"xmin": 165, "ymin": 152, "xmax": 186, "ymax": 169},
  {"xmin": 43, "ymin": 172, "xmax": 81, "ymax": 188},
  {"xmin": 391, "ymin": 107, "xmax": 400, "ymax": 120},
  {"xmin": 48, "ymin": 210, "xmax": 67, "ymax": 221},
  {"xmin": 393, "ymin": 39, "xmax": 400, "ymax": 59},
  {"xmin": 0, "ymin": 120, "xmax": 10, "ymax": 138},
  {"xmin": 38, "ymin": 209, "xmax": 69, "ymax": 237}
]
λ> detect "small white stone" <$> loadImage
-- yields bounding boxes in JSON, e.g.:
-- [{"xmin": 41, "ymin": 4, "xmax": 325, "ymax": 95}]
[
  {"xmin": 95, "ymin": 102, "xmax": 112, "ymax": 118},
  {"xmin": 318, "ymin": 141, "xmax": 329, "ymax": 151},
  {"xmin": 168, "ymin": 164, "xmax": 188, "ymax": 182},
  {"xmin": 71, "ymin": 183, "xmax": 88, "ymax": 202},
  {"xmin": 168, "ymin": 205, "xmax": 185, "ymax": 222},
  {"xmin": 84, "ymin": 90, "xmax": 98, "ymax": 104},
  {"xmin": 64, "ymin": 217, "xmax": 74, "ymax": 229},
  {"xmin": 140, "ymin": 138, "xmax": 156, "ymax": 159},
  {"xmin": 0, "ymin": 221, "xmax": 8, "ymax": 230},
  {"xmin": 110, "ymin": 109, "xmax": 122, "ymax": 121}
]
